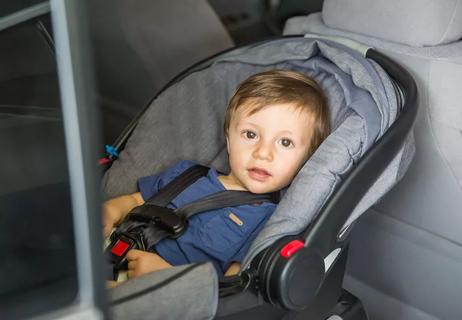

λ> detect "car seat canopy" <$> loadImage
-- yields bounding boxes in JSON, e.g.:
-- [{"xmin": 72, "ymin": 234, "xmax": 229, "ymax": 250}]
[{"xmin": 103, "ymin": 37, "xmax": 413, "ymax": 270}]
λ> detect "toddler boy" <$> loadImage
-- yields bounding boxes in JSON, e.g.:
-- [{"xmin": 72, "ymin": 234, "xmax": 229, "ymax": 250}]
[{"xmin": 103, "ymin": 70, "xmax": 330, "ymax": 282}]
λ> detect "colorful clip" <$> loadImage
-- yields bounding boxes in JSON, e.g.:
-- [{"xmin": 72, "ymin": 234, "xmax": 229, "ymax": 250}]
[
  {"xmin": 98, "ymin": 157, "xmax": 111, "ymax": 165},
  {"xmin": 105, "ymin": 145, "xmax": 119, "ymax": 158}
]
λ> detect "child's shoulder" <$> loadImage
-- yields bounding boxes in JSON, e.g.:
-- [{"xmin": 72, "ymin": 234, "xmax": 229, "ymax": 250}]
[
  {"xmin": 234, "ymin": 200, "xmax": 277, "ymax": 215},
  {"xmin": 161, "ymin": 159, "xmax": 201, "ymax": 181},
  {"xmin": 169, "ymin": 160, "xmax": 197, "ymax": 172}
]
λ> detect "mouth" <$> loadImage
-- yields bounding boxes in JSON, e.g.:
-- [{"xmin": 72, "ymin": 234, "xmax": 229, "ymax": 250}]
[{"xmin": 248, "ymin": 167, "xmax": 272, "ymax": 182}]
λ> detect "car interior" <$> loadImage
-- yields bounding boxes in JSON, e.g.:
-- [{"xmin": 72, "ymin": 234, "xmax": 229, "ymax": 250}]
[{"xmin": 0, "ymin": 1, "xmax": 460, "ymax": 320}]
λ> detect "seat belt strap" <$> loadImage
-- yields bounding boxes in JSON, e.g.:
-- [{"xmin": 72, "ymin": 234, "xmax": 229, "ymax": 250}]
[
  {"xmin": 130, "ymin": 190, "xmax": 275, "ymax": 227},
  {"xmin": 176, "ymin": 190, "xmax": 274, "ymax": 218},
  {"xmin": 107, "ymin": 166, "xmax": 277, "ymax": 279},
  {"xmin": 127, "ymin": 190, "xmax": 275, "ymax": 251},
  {"xmin": 145, "ymin": 164, "xmax": 209, "ymax": 206}
]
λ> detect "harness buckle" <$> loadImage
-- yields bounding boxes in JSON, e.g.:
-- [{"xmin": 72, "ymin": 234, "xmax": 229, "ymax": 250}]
[
  {"xmin": 131, "ymin": 204, "xmax": 187, "ymax": 238},
  {"xmin": 107, "ymin": 232, "xmax": 145, "ymax": 271}
]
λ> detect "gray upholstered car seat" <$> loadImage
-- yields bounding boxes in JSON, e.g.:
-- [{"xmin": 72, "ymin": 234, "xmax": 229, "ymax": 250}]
[
  {"xmin": 102, "ymin": 35, "xmax": 415, "ymax": 319},
  {"xmin": 284, "ymin": 1, "xmax": 462, "ymax": 319},
  {"xmin": 87, "ymin": 0, "xmax": 233, "ymax": 143}
]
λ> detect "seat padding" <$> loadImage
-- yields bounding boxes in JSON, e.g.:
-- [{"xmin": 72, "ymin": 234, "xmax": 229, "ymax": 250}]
[{"xmin": 109, "ymin": 263, "xmax": 218, "ymax": 320}]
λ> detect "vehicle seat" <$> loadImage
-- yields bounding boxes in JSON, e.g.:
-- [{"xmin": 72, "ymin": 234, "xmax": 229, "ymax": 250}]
[
  {"xmin": 284, "ymin": 1, "xmax": 462, "ymax": 319},
  {"xmin": 87, "ymin": 0, "xmax": 234, "ymax": 143}
]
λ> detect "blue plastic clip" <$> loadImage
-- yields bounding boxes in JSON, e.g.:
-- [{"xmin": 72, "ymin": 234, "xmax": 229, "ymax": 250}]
[{"xmin": 105, "ymin": 145, "xmax": 119, "ymax": 158}]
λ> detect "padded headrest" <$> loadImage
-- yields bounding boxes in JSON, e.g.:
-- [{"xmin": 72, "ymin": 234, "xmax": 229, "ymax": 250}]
[{"xmin": 322, "ymin": 0, "xmax": 462, "ymax": 47}]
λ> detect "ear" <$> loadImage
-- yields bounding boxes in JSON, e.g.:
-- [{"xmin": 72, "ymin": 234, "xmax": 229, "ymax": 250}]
[{"xmin": 225, "ymin": 135, "xmax": 230, "ymax": 152}]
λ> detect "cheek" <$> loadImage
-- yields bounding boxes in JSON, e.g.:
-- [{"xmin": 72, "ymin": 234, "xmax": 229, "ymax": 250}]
[
  {"xmin": 227, "ymin": 140, "xmax": 238, "ymax": 157},
  {"xmin": 277, "ymin": 151, "xmax": 306, "ymax": 175},
  {"xmin": 280, "ymin": 166, "xmax": 298, "ymax": 183},
  {"xmin": 228, "ymin": 141, "xmax": 245, "ymax": 166},
  {"xmin": 229, "ymin": 138, "xmax": 250, "ymax": 154}
]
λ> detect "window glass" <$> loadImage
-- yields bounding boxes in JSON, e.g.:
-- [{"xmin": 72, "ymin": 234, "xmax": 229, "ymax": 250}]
[
  {"xmin": 0, "ymin": 1, "xmax": 47, "ymax": 18},
  {"xmin": 0, "ymin": 15, "xmax": 78, "ymax": 319}
]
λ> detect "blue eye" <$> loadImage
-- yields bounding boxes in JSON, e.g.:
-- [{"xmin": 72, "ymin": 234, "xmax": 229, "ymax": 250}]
[{"xmin": 279, "ymin": 138, "xmax": 294, "ymax": 148}]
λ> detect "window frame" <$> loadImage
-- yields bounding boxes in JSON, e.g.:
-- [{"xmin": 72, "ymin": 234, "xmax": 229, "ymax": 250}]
[{"xmin": 1, "ymin": 1, "xmax": 107, "ymax": 319}]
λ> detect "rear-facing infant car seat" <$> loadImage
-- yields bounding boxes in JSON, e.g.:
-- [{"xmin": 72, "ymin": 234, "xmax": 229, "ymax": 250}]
[
  {"xmin": 101, "ymin": 35, "xmax": 417, "ymax": 320},
  {"xmin": 284, "ymin": 0, "xmax": 462, "ymax": 319}
]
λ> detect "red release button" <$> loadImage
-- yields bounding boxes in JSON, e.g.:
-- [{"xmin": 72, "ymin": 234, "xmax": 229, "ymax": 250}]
[
  {"xmin": 98, "ymin": 157, "xmax": 111, "ymax": 165},
  {"xmin": 280, "ymin": 240, "xmax": 305, "ymax": 259},
  {"xmin": 111, "ymin": 240, "xmax": 130, "ymax": 257}
]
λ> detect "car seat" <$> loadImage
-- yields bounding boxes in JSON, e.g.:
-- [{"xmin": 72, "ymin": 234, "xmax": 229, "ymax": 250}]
[
  {"xmin": 284, "ymin": 0, "xmax": 462, "ymax": 319},
  {"xmin": 102, "ymin": 36, "xmax": 417, "ymax": 319}
]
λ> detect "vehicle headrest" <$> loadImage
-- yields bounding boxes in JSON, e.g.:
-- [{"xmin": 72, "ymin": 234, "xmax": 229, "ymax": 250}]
[{"xmin": 322, "ymin": 0, "xmax": 462, "ymax": 47}]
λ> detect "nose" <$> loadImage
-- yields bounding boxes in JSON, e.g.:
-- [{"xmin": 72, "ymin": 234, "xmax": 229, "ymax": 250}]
[{"xmin": 252, "ymin": 140, "xmax": 274, "ymax": 161}]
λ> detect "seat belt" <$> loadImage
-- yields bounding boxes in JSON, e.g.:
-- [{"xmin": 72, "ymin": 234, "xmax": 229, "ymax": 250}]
[
  {"xmin": 145, "ymin": 164, "xmax": 210, "ymax": 206},
  {"xmin": 128, "ymin": 190, "xmax": 274, "ymax": 248},
  {"xmin": 106, "ymin": 165, "xmax": 277, "ymax": 278}
]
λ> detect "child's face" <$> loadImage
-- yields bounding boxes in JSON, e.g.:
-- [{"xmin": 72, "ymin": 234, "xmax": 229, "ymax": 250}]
[{"xmin": 225, "ymin": 103, "xmax": 314, "ymax": 194}]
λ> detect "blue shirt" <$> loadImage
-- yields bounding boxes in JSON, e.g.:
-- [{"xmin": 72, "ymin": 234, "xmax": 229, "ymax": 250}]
[{"xmin": 137, "ymin": 160, "xmax": 276, "ymax": 275}]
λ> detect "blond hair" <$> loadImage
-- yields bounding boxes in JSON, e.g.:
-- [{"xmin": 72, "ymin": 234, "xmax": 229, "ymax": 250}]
[{"xmin": 224, "ymin": 70, "xmax": 330, "ymax": 157}]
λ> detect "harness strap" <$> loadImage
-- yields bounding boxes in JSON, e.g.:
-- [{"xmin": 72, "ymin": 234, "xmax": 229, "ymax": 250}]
[
  {"xmin": 177, "ymin": 190, "xmax": 273, "ymax": 218},
  {"xmin": 106, "ymin": 163, "xmax": 278, "ymax": 280},
  {"xmin": 129, "ymin": 191, "xmax": 274, "ymax": 231},
  {"xmin": 127, "ymin": 190, "xmax": 275, "ymax": 255},
  {"xmin": 146, "ymin": 164, "xmax": 209, "ymax": 206}
]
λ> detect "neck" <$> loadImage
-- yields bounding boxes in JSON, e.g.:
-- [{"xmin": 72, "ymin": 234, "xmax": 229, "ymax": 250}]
[{"xmin": 218, "ymin": 174, "xmax": 247, "ymax": 191}]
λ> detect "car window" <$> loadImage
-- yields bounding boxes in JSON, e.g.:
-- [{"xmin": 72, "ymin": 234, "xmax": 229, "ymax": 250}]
[
  {"xmin": 0, "ymin": 14, "xmax": 78, "ymax": 319},
  {"xmin": 0, "ymin": 1, "xmax": 47, "ymax": 18}
]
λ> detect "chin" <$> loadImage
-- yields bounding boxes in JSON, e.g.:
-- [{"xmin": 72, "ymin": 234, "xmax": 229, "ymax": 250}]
[{"xmin": 246, "ymin": 183, "xmax": 275, "ymax": 195}]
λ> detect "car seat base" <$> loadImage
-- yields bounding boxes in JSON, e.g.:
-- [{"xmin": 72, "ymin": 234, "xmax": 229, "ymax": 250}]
[{"xmin": 326, "ymin": 289, "xmax": 368, "ymax": 320}]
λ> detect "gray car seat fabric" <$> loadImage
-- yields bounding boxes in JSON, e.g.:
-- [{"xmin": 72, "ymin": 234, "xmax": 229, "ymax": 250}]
[
  {"xmin": 102, "ymin": 37, "xmax": 410, "ymax": 273},
  {"xmin": 87, "ymin": 0, "xmax": 233, "ymax": 143},
  {"xmin": 284, "ymin": 1, "xmax": 462, "ymax": 319},
  {"xmin": 109, "ymin": 263, "xmax": 218, "ymax": 320}
]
